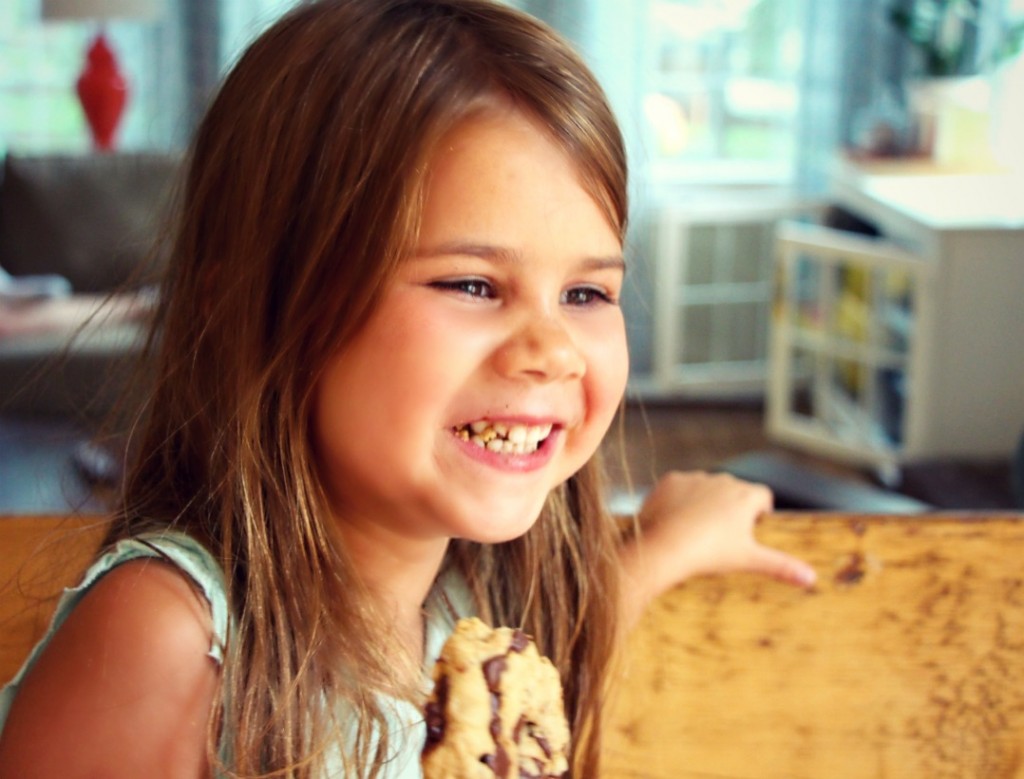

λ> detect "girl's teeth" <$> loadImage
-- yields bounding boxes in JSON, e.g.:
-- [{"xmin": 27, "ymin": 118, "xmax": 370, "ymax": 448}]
[{"xmin": 454, "ymin": 421, "xmax": 553, "ymax": 454}]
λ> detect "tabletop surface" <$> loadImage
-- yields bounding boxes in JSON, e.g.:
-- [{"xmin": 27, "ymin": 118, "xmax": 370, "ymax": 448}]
[{"xmin": 3, "ymin": 512, "xmax": 1024, "ymax": 778}]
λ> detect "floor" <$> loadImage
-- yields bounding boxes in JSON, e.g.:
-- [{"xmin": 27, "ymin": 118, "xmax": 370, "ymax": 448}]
[
  {"xmin": 0, "ymin": 400, "xmax": 1018, "ymax": 515},
  {"xmin": 605, "ymin": 399, "xmax": 788, "ymax": 486},
  {"xmin": 0, "ymin": 415, "xmax": 107, "ymax": 514},
  {"xmin": 603, "ymin": 399, "xmax": 1019, "ymax": 513},
  {"xmin": 602, "ymin": 399, "xmax": 883, "ymax": 513}
]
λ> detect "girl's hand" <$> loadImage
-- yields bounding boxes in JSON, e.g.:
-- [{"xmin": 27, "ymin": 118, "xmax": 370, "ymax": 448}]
[{"xmin": 618, "ymin": 471, "xmax": 817, "ymax": 627}]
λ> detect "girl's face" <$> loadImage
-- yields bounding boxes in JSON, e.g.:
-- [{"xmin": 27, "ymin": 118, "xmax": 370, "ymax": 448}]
[{"xmin": 313, "ymin": 109, "xmax": 628, "ymax": 547}]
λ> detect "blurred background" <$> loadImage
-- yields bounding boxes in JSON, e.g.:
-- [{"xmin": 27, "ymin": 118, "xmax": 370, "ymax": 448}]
[
  {"xmin": 2, "ymin": 0, "xmax": 1023, "ymax": 511},
  {"xmin": 3, "ymin": 0, "xmax": 1022, "ymax": 371}
]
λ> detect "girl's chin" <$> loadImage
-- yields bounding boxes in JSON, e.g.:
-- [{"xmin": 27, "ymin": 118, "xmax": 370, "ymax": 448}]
[{"xmin": 448, "ymin": 502, "xmax": 548, "ymax": 545}]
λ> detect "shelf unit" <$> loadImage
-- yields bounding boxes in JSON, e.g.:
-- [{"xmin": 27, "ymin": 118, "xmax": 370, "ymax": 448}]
[
  {"xmin": 767, "ymin": 162, "xmax": 1024, "ymax": 472},
  {"xmin": 768, "ymin": 222, "xmax": 932, "ymax": 473}
]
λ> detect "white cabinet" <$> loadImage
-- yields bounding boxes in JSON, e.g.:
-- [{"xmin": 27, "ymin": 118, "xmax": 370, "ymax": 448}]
[
  {"xmin": 767, "ymin": 162, "xmax": 1024, "ymax": 472},
  {"xmin": 648, "ymin": 194, "xmax": 816, "ymax": 397}
]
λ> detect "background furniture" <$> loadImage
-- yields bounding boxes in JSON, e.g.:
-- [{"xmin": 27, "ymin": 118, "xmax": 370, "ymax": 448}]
[
  {"xmin": 0, "ymin": 152, "xmax": 178, "ymax": 420},
  {"xmin": 0, "ymin": 418, "xmax": 112, "ymax": 514},
  {"xmin": 768, "ymin": 161, "xmax": 1024, "ymax": 476},
  {"xmin": 646, "ymin": 192, "xmax": 818, "ymax": 398}
]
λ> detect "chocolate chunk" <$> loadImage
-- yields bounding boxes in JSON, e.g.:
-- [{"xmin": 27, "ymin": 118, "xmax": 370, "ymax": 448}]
[
  {"xmin": 483, "ymin": 655, "xmax": 508, "ymax": 693},
  {"xmin": 513, "ymin": 714, "xmax": 526, "ymax": 742},
  {"xmin": 533, "ymin": 731, "xmax": 553, "ymax": 760},
  {"xmin": 489, "ymin": 690, "xmax": 501, "ymax": 741},
  {"xmin": 510, "ymin": 629, "xmax": 529, "ymax": 653},
  {"xmin": 423, "ymin": 675, "xmax": 449, "ymax": 754},
  {"xmin": 481, "ymin": 747, "xmax": 510, "ymax": 776},
  {"xmin": 481, "ymin": 654, "xmax": 510, "ymax": 774}
]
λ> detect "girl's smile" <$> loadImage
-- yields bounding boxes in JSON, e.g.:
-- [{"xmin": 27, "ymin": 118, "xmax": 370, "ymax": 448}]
[
  {"xmin": 450, "ymin": 418, "xmax": 561, "ymax": 471},
  {"xmin": 312, "ymin": 106, "xmax": 629, "ymax": 548}
]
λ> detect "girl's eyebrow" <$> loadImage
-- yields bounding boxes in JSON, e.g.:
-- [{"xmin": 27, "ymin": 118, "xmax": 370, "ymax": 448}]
[{"xmin": 416, "ymin": 241, "xmax": 626, "ymax": 272}]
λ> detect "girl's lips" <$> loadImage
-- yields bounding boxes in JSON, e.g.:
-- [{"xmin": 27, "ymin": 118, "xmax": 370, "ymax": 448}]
[{"xmin": 450, "ymin": 425, "xmax": 562, "ymax": 473}]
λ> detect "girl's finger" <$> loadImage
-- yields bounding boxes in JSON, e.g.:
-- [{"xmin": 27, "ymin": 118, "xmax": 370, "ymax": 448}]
[{"xmin": 747, "ymin": 544, "xmax": 817, "ymax": 589}]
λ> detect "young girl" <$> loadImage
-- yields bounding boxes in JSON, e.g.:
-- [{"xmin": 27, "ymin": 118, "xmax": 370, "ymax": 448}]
[{"xmin": 0, "ymin": 1, "xmax": 815, "ymax": 776}]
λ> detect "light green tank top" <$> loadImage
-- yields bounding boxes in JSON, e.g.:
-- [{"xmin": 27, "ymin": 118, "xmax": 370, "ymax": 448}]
[{"xmin": 0, "ymin": 531, "xmax": 472, "ymax": 778}]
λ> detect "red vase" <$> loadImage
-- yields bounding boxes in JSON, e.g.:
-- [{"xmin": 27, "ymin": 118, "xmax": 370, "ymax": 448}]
[{"xmin": 76, "ymin": 32, "xmax": 128, "ymax": 152}]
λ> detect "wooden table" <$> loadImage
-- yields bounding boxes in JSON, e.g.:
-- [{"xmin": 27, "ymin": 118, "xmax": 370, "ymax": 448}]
[
  {"xmin": 0, "ymin": 514, "xmax": 107, "ymax": 683},
  {"xmin": 3, "ymin": 512, "xmax": 1023, "ymax": 777},
  {"xmin": 603, "ymin": 512, "xmax": 1024, "ymax": 779}
]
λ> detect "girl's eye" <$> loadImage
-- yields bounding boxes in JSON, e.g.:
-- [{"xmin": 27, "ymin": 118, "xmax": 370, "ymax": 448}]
[
  {"xmin": 430, "ymin": 278, "xmax": 496, "ymax": 299},
  {"xmin": 561, "ymin": 285, "xmax": 616, "ymax": 307}
]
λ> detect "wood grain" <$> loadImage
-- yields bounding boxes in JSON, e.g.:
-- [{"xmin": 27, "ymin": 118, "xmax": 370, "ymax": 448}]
[
  {"xmin": 0, "ymin": 514, "xmax": 107, "ymax": 685},
  {"xmin": 603, "ymin": 512, "xmax": 1024, "ymax": 779},
  {"xmin": 4, "ymin": 512, "xmax": 1024, "ymax": 778}
]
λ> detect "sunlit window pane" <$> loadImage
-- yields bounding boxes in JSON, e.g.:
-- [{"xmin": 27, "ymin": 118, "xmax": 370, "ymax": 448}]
[
  {"xmin": 644, "ymin": 0, "xmax": 803, "ymax": 183},
  {"xmin": 221, "ymin": 0, "xmax": 299, "ymax": 70},
  {"xmin": 0, "ymin": 0, "xmax": 174, "ymax": 154}
]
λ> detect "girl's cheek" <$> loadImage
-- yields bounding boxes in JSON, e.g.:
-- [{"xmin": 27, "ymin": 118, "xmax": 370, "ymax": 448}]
[
  {"xmin": 585, "ymin": 326, "xmax": 629, "ymax": 428},
  {"xmin": 593, "ymin": 317, "xmax": 629, "ymax": 392}
]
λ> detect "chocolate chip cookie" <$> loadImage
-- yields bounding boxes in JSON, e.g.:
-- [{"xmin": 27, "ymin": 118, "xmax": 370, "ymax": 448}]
[{"xmin": 422, "ymin": 617, "xmax": 570, "ymax": 778}]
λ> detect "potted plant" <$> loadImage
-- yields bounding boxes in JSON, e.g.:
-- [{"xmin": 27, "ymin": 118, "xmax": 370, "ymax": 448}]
[
  {"xmin": 889, "ymin": 0, "xmax": 981, "ymax": 77},
  {"xmin": 888, "ymin": 0, "xmax": 1024, "ymax": 163}
]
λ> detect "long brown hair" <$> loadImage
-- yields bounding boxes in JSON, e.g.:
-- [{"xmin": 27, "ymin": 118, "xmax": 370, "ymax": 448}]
[{"xmin": 111, "ymin": 1, "xmax": 629, "ymax": 776}]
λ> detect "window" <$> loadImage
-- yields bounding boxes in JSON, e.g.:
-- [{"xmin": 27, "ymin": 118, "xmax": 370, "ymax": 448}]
[
  {"xmin": 0, "ymin": 2, "xmax": 94, "ymax": 154},
  {"xmin": 220, "ymin": 0, "xmax": 297, "ymax": 70},
  {"xmin": 0, "ymin": 0, "xmax": 178, "ymax": 155},
  {"xmin": 641, "ymin": 0, "xmax": 805, "ymax": 187}
]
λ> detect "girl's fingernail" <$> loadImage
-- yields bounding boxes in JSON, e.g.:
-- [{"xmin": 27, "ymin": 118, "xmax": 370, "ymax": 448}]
[{"xmin": 798, "ymin": 566, "xmax": 817, "ymax": 588}]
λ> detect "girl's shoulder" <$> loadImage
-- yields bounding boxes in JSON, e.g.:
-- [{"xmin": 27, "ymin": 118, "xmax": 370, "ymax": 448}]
[
  {"xmin": 0, "ymin": 532, "xmax": 226, "ymax": 777},
  {"xmin": 31, "ymin": 532, "xmax": 229, "ymax": 665}
]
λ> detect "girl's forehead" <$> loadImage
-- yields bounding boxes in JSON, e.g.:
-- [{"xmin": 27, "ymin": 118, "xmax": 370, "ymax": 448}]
[
  {"xmin": 408, "ymin": 110, "xmax": 622, "ymax": 267},
  {"xmin": 422, "ymin": 108, "xmax": 611, "ymax": 221}
]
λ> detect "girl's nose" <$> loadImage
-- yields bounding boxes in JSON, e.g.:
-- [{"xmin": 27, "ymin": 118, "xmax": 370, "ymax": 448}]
[{"xmin": 492, "ymin": 314, "xmax": 586, "ymax": 382}]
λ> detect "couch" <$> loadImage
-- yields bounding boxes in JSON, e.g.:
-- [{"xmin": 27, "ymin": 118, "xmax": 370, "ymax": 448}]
[{"xmin": 0, "ymin": 152, "xmax": 180, "ymax": 422}]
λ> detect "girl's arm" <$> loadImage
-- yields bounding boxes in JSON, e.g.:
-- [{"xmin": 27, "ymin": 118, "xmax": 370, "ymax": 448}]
[
  {"xmin": 618, "ymin": 471, "xmax": 817, "ymax": 629},
  {"xmin": 0, "ymin": 560, "xmax": 219, "ymax": 778}
]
